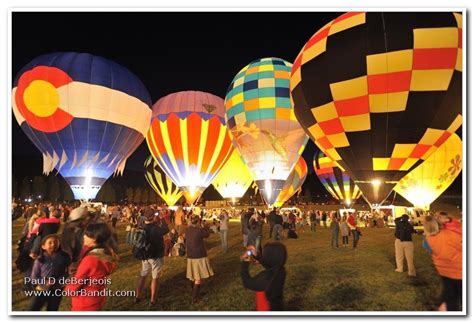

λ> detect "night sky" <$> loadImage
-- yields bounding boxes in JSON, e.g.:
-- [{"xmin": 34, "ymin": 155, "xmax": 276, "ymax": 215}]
[{"xmin": 11, "ymin": 11, "xmax": 462, "ymax": 198}]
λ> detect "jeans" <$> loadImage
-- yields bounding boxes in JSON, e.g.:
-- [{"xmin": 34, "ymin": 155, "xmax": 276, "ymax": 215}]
[
  {"xmin": 272, "ymin": 224, "xmax": 283, "ymax": 240},
  {"xmin": 28, "ymin": 289, "xmax": 63, "ymax": 311},
  {"xmin": 112, "ymin": 218, "xmax": 118, "ymax": 227},
  {"xmin": 342, "ymin": 235, "xmax": 349, "ymax": 245},
  {"xmin": 219, "ymin": 230, "xmax": 228, "ymax": 252},
  {"xmin": 269, "ymin": 223, "xmax": 274, "ymax": 238},
  {"xmin": 351, "ymin": 229, "xmax": 360, "ymax": 248},
  {"xmin": 310, "ymin": 222, "xmax": 316, "ymax": 232},
  {"xmin": 242, "ymin": 234, "xmax": 248, "ymax": 247},
  {"xmin": 331, "ymin": 231, "xmax": 339, "ymax": 247},
  {"xmin": 126, "ymin": 228, "xmax": 136, "ymax": 245}
]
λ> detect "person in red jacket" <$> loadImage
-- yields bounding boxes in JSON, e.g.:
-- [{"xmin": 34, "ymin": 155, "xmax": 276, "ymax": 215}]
[
  {"xmin": 65, "ymin": 223, "xmax": 118, "ymax": 311},
  {"xmin": 347, "ymin": 212, "xmax": 360, "ymax": 249}
]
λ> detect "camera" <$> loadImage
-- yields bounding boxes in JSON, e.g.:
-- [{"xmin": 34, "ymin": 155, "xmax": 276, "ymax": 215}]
[{"xmin": 246, "ymin": 250, "xmax": 253, "ymax": 257}]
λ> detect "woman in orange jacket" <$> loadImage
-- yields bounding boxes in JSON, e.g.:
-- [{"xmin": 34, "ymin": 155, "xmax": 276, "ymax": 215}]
[{"xmin": 423, "ymin": 216, "xmax": 462, "ymax": 311}]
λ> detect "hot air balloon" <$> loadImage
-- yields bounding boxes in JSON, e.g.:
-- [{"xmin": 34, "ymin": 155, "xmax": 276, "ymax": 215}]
[
  {"xmin": 273, "ymin": 156, "xmax": 308, "ymax": 208},
  {"xmin": 290, "ymin": 12, "xmax": 463, "ymax": 206},
  {"xmin": 146, "ymin": 91, "xmax": 234, "ymax": 205},
  {"xmin": 144, "ymin": 156, "xmax": 183, "ymax": 207},
  {"xmin": 212, "ymin": 150, "xmax": 253, "ymax": 202},
  {"xmin": 314, "ymin": 150, "xmax": 362, "ymax": 206},
  {"xmin": 12, "ymin": 52, "xmax": 152, "ymax": 200},
  {"xmin": 225, "ymin": 57, "xmax": 309, "ymax": 206},
  {"xmin": 394, "ymin": 133, "xmax": 462, "ymax": 210}
]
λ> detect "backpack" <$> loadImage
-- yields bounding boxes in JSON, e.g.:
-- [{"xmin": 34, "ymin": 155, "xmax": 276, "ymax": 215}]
[{"xmin": 132, "ymin": 228, "xmax": 152, "ymax": 260}]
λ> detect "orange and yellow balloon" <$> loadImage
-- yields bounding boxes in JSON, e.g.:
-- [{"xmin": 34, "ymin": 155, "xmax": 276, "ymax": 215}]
[
  {"xmin": 212, "ymin": 150, "xmax": 253, "ymax": 202},
  {"xmin": 394, "ymin": 134, "xmax": 462, "ymax": 210},
  {"xmin": 274, "ymin": 157, "xmax": 308, "ymax": 208},
  {"xmin": 146, "ymin": 91, "xmax": 234, "ymax": 205}
]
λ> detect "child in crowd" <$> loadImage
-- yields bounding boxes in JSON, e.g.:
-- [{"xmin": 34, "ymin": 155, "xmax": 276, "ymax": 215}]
[{"xmin": 29, "ymin": 234, "xmax": 71, "ymax": 311}]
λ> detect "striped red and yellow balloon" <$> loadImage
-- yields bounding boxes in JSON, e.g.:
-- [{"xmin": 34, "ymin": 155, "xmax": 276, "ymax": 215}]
[
  {"xmin": 314, "ymin": 150, "xmax": 361, "ymax": 206},
  {"xmin": 274, "ymin": 156, "xmax": 308, "ymax": 208},
  {"xmin": 146, "ymin": 91, "xmax": 234, "ymax": 205}
]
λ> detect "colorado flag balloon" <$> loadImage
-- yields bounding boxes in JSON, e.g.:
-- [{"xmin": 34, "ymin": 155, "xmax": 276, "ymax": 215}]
[
  {"xmin": 225, "ymin": 57, "xmax": 309, "ymax": 206},
  {"xmin": 146, "ymin": 91, "xmax": 234, "ymax": 205},
  {"xmin": 12, "ymin": 52, "xmax": 152, "ymax": 200}
]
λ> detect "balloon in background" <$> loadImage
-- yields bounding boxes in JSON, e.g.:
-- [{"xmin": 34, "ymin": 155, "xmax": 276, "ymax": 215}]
[
  {"xmin": 144, "ymin": 156, "xmax": 183, "ymax": 207},
  {"xmin": 274, "ymin": 156, "xmax": 308, "ymax": 208},
  {"xmin": 146, "ymin": 91, "xmax": 234, "ymax": 205},
  {"xmin": 290, "ymin": 12, "xmax": 463, "ymax": 205},
  {"xmin": 212, "ymin": 150, "xmax": 253, "ymax": 202},
  {"xmin": 225, "ymin": 57, "xmax": 309, "ymax": 206},
  {"xmin": 314, "ymin": 150, "xmax": 362, "ymax": 206},
  {"xmin": 394, "ymin": 133, "xmax": 462, "ymax": 210},
  {"xmin": 12, "ymin": 52, "xmax": 152, "ymax": 200}
]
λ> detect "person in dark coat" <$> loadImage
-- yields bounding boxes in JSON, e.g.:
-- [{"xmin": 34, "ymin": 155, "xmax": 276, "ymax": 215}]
[
  {"xmin": 62, "ymin": 209, "xmax": 90, "ymax": 270},
  {"xmin": 394, "ymin": 214, "xmax": 416, "ymax": 276},
  {"xmin": 241, "ymin": 242, "xmax": 287, "ymax": 311},
  {"xmin": 268, "ymin": 207, "xmax": 277, "ymax": 238},
  {"xmin": 248, "ymin": 211, "xmax": 264, "ymax": 253},
  {"xmin": 241, "ymin": 209, "xmax": 252, "ymax": 247}
]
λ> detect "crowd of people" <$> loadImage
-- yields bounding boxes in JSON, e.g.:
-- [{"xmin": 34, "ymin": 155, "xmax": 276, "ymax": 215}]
[{"xmin": 12, "ymin": 201, "xmax": 463, "ymax": 312}]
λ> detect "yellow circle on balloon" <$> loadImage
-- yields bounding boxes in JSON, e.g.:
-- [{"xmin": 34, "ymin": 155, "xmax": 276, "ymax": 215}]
[{"xmin": 23, "ymin": 80, "xmax": 59, "ymax": 117}]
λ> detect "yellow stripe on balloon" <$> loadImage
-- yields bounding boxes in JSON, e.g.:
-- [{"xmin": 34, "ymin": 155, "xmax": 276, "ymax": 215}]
[
  {"xmin": 196, "ymin": 119, "xmax": 209, "ymax": 171},
  {"xmin": 180, "ymin": 118, "xmax": 190, "ymax": 175},
  {"xmin": 160, "ymin": 121, "xmax": 182, "ymax": 183},
  {"xmin": 203, "ymin": 125, "xmax": 228, "ymax": 179},
  {"xmin": 146, "ymin": 127, "xmax": 178, "ymax": 186}
]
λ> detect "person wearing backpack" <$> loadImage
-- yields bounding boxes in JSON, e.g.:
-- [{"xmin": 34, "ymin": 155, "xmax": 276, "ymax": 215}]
[
  {"xmin": 240, "ymin": 242, "xmax": 287, "ymax": 311},
  {"xmin": 134, "ymin": 210, "xmax": 169, "ymax": 308}
]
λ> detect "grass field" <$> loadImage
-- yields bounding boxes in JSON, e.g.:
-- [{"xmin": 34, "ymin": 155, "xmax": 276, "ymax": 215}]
[{"xmin": 11, "ymin": 219, "xmax": 444, "ymax": 312}]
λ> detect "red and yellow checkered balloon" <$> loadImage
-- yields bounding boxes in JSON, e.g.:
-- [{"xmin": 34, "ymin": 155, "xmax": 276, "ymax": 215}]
[{"xmin": 290, "ymin": 12, "xmax": 462, "ymax": 205}]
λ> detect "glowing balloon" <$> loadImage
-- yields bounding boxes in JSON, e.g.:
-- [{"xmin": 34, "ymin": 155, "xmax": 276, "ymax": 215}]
[
  {"xmin": 291, "ymin": 12, "xmax": 463, "ymax": 205},
  {"xmin": 146, "ymin": 91, "xmax": 234, "ymax": 205},
  {"xmin": 274, "ymin": 156, "xmax": 308, "ymax": 208},
  {"xmin": 212, "ymin": 150, "xmax": 253, "ymax": 201},
  {"xmin": 314, "ymin": 150, "xmax": 362, "ymax": 206},
  {"xmin": 225, "ymin": 57, "xmax": 309, "ymax": 206},
  {"xmin": 144, "ymin": 156, "xmax": 183, "ymax": 206},
  {"xmin": 12, "ymin": 52, "xmax": 152, "ymax": 200},
  {"xmin": 394, "ymin": 134, "xmax": 462, "ymax": 210}
]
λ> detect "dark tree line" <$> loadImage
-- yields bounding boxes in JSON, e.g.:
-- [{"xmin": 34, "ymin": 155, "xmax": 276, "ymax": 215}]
[{"xmin": 12, "ymin": 174, "xmax": 163, "ymax": 204}]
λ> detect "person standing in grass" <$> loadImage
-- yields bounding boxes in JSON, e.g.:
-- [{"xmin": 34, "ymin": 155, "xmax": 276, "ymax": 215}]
[
  {"xmin": 309, "ymin": 210, "xmax": 317, "ymax": 232},
  {"xmin": 340, "ymin": 214, "xmax": 350, "ymax": 247},
  {"xmin": 135, "ymin": 211, "xmax": 169, "ymax": 308},
  {"xmin": 28, "ymin": 234, "xmax": 71, "ymax": 311},
  {"xmin": 240, "ymin": 242, "xmax": 287, "ymax": 311},
  {"xmin": 185, "ymin": 216, "xmax": 214, "ymax": 304},
  {"xmin": 248, "ymin": 210, "xmax": 264, "ymax": 253},
  {"xmin": 347, "ymin": 212, "xmax": 360, "ymax": 249},
  {"xmin": 268, "ymin": 207, "xmax": 277, "ymax": 239},
  {"xmin": 424, "ymin": 216, "xmax": 462, "ymax": 311},
  {"xmin": 219, "ymin": 209, "xmax": 229, "ymax": 253},
  {"xmin": 394, "ymin": 214, "xmax": 416, "ymax": 277},
  {"xmin": 330, "ymin": 213, "xmax": 339, "ymax": 248}
]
